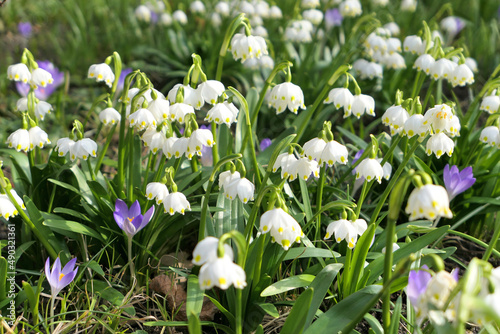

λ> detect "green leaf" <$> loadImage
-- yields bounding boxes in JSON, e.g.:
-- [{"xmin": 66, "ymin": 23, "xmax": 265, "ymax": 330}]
[
  {"xmin": 85, "ymin": 260, "xmax": 105, "ymax": 277},
  {"xmin": 144, "ymin": 321, "xmax": 234, "ymax": 334},
  {"xmin": 304, "ymin": 264, "xmax": 343, "ymax": 330},
  {"xmin": 256, "ymin": 302, "xmax": 279, "ymax": 318},
  {"xmin": 22, "ymin": 281, "xmax": 40, "ymax": 325},
  {"xmin": 283, "ymin": 247, "xmax": 339, "ymax": 260},
  {"xmin": 188, "ymin": 311, "xmax": 202, "ymax": 334},
  {"xmin": 44, "ymin": 219, "xmax": 104, "ymax": 242},
  {"xmin": 345, "ymin": 224, "xmax": 376, "ymax": 295},
  {"xmin": 364, "ymin": 314, "xmax": 384, "ymax": 334},
  {"xmin": 389, "ymin": 296, "xmax": 402, "ymax": 334},
  {"xmin": 304, "ymin": 285, "xmax": 383, "ymax": 334},
  {"xmin": 186, "ymin": 275, "xmax": 204, "ymax": 317},
  {"xmin": 0, "ymin": 256, "xmax": 6, "ymax": 301},
  {"xmin": 87, "ymin": 180, "xmax": 109, "ymax": 198},
  {"xmin": 48, "ymin": 178, "xmax": 80, "ymax": 195},
  {"xmin": 90, "ymin": 280, "xmax": 136, "ymax": 316},
  {"xmin": 261, "ymin": 274, "xmax": 315, "ymax": 297},
  {"xmin": 53, "ymin": 207, "xmax": 92, "ymax": 222},
  {"xmin": 281, "ymin": 288, "xmax": 314, "ymax": 334}
]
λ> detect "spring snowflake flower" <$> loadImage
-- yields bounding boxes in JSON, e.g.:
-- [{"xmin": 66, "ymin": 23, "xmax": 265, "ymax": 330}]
[
  {"xmin": 269, "ymin": 5, "xmax": 283, "ymax": 18},
  {"xmin": 147, "ymin": 98, "xmax": 170, "ymax": 123},
  {"xmin": 135, "ymin": 5, "xmax": 151, "ymax": 22},
  {"xmin": 319, "ymin": 140, "xmax": 349, "ymax": 166},
  {"xmin": 259, "ymin": 55, "xmax": 275, "ymax": 69},
  {"xmin": 403, "ymin": 114, "xmax": 429, "ymax": 139},
  {"xmin": 219, "ymin": 170, "xmax": 241, "ymax": 190},
  {"xmin": 273, "ymin": 153, "xmax": 298, "ymax": 180},
  {"xmin": 215, "ymin": 2, "xmax": 230, "ymax": 16},
  {"xmin": 167, "ymin": 84, "xmax": 204, "ymax": 110},
  {"xmin": 351, "ymin": 94, "xmax": 375, "ymax": 118},
  {"xmin": 88, "ymin": 63, "xmax": 115, "ymax": 88},
  {"xmin": 284, "ymin": 20, "xmax": 314, "ymax": 43},
  {"xmin": 339, "ymin": 0, "xmax": 362, "ymax": 17},
  {"xmin": 199, "ymin": 255, "xmax": 247, "ymax": 290},
  {"xmin": 141, "ymin": 128, "xmax": 166, "ymax": 154},
  {"xmin": 440, "ymin": 16, "xmax": 465, "ymax": 36},
  {"xmin": 206, "ymin": 101, "xmax": 239, "ymax": 126},
  {"xmin": 268, "ymin": 82, "xmax": 306, "ymax": 114},
  {"xmin": 45, "ymin": 257, "xmax": 78, "ymax": 297},
  {"xmin": 198, "ymin": 80, "xmax": 225, "ymax": 105},
  {"xmin": 303, "ymin": 9, "xmax": 323, "ymax": 25},
  {"xmin": 302, "ymin": 137, "xmax": 327, "ymax": 161},
  {"xmin": 480, "ymin": 92, "xmax": 500, "ymax": 114},
  {"xmin": 426, "ymin": 132, "xmax": 454, "ymax": 158},
  {"xmin": 401, "ymin": 0, "xmax": 417, "ymax": 11},
  {"xmin": 289, "ymin": 157, "xmax": 320, "ymax": 181},
  {"xmin": 35, "ymin": 101, "xmax": 53, "ymax": 120},
  {"xmin": 252, "ymin": 25, "xmax": 268, "ymax": 38},
  {"xmin": 113, "ymin": 199, "xmax": 154, "ymax": 238},
  {"xmin": 163, "ymin": 192, "xmax": 191, "ymax": 215},
  {"xmin": 384, "ymin": 22, "xmax": 400, "ymax": 36},
  {"xmin": 30, "ymin": 68, "xmax": 54, "ymax": 89},
  {"xmin": 69, "ymin": 138, "xmax": 98, "ymax": 161},
  {"xmin": 55, "ymin": 138, "xmax": 75, "ymax": 157},
  {"xmin": 324, "ymin": 88, "xmax": 353, "ymax": 117},
  {"xmin": 352, "ymin": 60, "xmax": 383, "ymax": 80},
  {"xmin": 7, "ymin": 63, "xmax": 31, "ymax": 83},
  {"xmin": 0, "ymin": 190, "xmax": 25, "ymax": 220},
  {"xmin": 386, "ymin": 38, "xmax": 402, "ymax": 53},
  {"xmin": 165, "ymin": 137, "xmax": 189, "ymax": 159},
  {"xmin": 403, "ymin": 35, "xmax": 424, "ymax": 54},
  {"xmin": 383, "ymin": 53, "xmax": 406, "ymax": 70},
  {"xmin": 414, "ymin": 54, "xmax": 435, "ymax": 74},
  {"xmin": 28, "ymin": 126, "xmax": 51, "ymax": 150},
  {"xmin": 422, "ymin": 104, "xmax": 458, "ymax": 136},
  {"xmin": 230, "ymin": 33, "xmax": 268, "ymax": 63},
  {"xmin": 6, "ymin": 129, "xmax": 30, "ymax": 152},
  {"xmin": 451, "ymin": 63, "xmax": 474, "ymax": 87},
  {"xmin": 480, "ymin": 126, "xmax": 500, "ymax": 147},
  {"xmin": 430, "ymin": 58, "xmax": 456, "ymax": 81},
  {"xmin": 128, "ymin": 108, "xmax": 157, "ymax": 131},
  {"xmin": 172, "ymin": 10, "xmax": 188, "ymax": 24},
  {"xmin": 169, "ymin": 103, "xmax": 195, "ymax": 124},
  {"xmin": 302, "ymin": 0, "xmax": 320, "ymax": 8},
  {"xmin": 190, "ymin": 0, "xmax": 206, "ymax": 13},
  {"xmin": 355, "ymin": 158, "xmax": 384, "ymax": 183},
  {"xmin": 324, "ymin": 219, "xmax": 358, "ymax": 248},
  {"xmin": 259, "ymin": 208, "xmax": 303, "ymax": 251},
  {"xmin": 405, "ymin": 184, "xmax": 452, "ymax": 221},
  {"xmin": 192, "ymin": 236, "xmax": 234, "ymax": 266},
  {"xmin": 145, "ymin": 182, "xmax": 169, "ymax": 204},
  {"xmin": 186, "ymin": 129, "xmax": 214, "ymax": 159},
  {"xmin": 382, "ymin": 105, "xmax": 409, "ymax": 135},
  {"xmin": 222, "ymin": 176, "xmax": 255, "ymax": 203},
  {"xmin": 210, "ymin": 13, "xmax": 222, "ymax": 27},
  {"xmin": 99, "ymin": 107, "xmax": 121, "ymax": 125}
]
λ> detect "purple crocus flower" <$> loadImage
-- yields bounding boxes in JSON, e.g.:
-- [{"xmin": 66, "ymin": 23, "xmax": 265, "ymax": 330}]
[
  {"xmin": 351, "ymin": 149, "xmax": 364, "ymax": 175},
  {"xmin": 116, "ymin": 68, "xmax": 133, "ymax": 93},
  {"xmin": 18, "ymin": 22, "xmax": 32, "ymax": 38},
  {"xmin": 325, "ymin": 8, "xmax": 343, "ymax": 29},
  {"xmin": 443, "ymin": 164, "xmax": 476, "ymax": 200},
  {"xmin": 16, "ymin": 60, "xmax": 65, "ymax": 100},
  {"xmin": 260, "ymin": 138, "xmax": 272, "ymax": 151},
  {"xmin": 407, "ymin": 265, "xmax": 432, "ymax": 306},
  {"xmin": 113, "ymin": 199, "xmax": 155, "ymax": 238},
  {"xmin": 45, "ymin": 257, "xmax": 78, "ymax": 297}
]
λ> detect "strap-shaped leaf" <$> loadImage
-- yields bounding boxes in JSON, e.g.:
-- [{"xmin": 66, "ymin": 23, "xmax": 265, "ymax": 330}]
[{"xmin": 281, "ymin": 287, "xmax": 314, "ymax": 334}]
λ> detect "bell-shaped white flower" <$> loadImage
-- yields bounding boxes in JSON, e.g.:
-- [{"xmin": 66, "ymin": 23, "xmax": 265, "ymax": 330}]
[
  {"xmin": 269, "ymin": 5, "xmax": 283, "ymax": 18},
  {"xmin": 356, "ymin": 158, "xmax": 384, "ymax": 183},
  {"xmin": 224, "ymin": 177, "xmax": 255, "ymax": 203},
  {"xmin": 56, "ymin": 138, "xmax": 75, "ymax": 157},
  {"xmin": 206, "ymin": 101, "xmax": 239, "ymax": 126},
  {"xmin": 451, "ymin": 64, "xmax": 474, "ymax": 87},
  {"xmin": 259, "ymin": 208, "xmax": 303, "ymax": 251},
  {"xmin": 382, "ymin": 105, "xmax": 409, "ymax": 135},
  {"xmin": 259, "ymin": 55, "xmax": 274, "ymax": 69},
  {"xmin": 230, "ymin": 33, "xmax": 268, "ymax": 63},
  {"xmin": 160, "ymin": 13, "xmax": 173, "ymax": 26},
  {"xmin": 426, "ymin": 133, "xmax": 454, "ymax": 158},
  {"xmin": 215, "ymin": 2, "xmax": 230, "ymax": 16},
  {"xmin": 88, "ymin": 63, "xmax": 115, "ymax": 88},
  {"xmin": 190, "ymin": 0, "xmax": 205, "ymax": 13},
  {"xmin": 169, "ymin": 103, "xmax": 195, "ymax": 124},
  {"xmin": 35, "ymin": 101, "xmax": 53, "ymax": 121},
  {"xmin": 403, "ymin": 35, "xmax": 424, "ymax": 54},
  {"xmin": 0, "ymin": 192, "xmax": 23, "ymax": 220},
  {"xmin": 403, "ymin": 114, "xmax": 429, "ymax": 139},
  {"xmin": 273, "ymin": 153, "xmax": 298, "ymax": 179},
  {"xmin": 167, "ymin": 84, "xmax": 204, "ymax": 110},
  {"xmin": 302, "ymin": 0, "xmax": 320, "ymax": 8},
  {"xmin": 284, "ymin": 20, "xmax": 314, "ymax": 43},
  {"xmin": 480, "ymin": 126, "xmax": 500, "ymax": 147},
  {"xmin": 339, "ymin": 0, "xmax": 362, "ymax": 17},
  {"xmin": 145, "ymin": 182, "xmax": 169, "ymax": 204},
  {"xmin": 365, "ymin": 33, "xmax": 387, "ymax": 52},
  {"xmin": 480, "ymin": 93, "xmax": 500, "ymax": 114},
  {"xmin": 170, "ymin": 137, "xmax": 189, "ymax": 159},
  {"xmin": 135, "ymin": 5, "xmax": 151, "ymax": 22},
  {"xmin": 163, "ymin": 192, "xmax": 191, "ymax": 215},
  {"xmin": 303, "ymin": 9, "xmax": 323, "ymax": 25},
  {"xmin": 268, "ymin": 82, "xmax": 306, "ymax": 114},
  {"xmin": 414, "ymin": 54, "xmax": 435, "ymax": 74},
  {"xmin": 16, "ymin": 97, "xmax": 29, "ymax": 112},
  {"xmin": 352, "ymin": 218, "xmax": 368, "ymax": 236},
  {"xmin": 302, "ymin": 137, "xmax": 327, "ymax": 161},
  {"xmin": 210, "ymin": 13, "xmax": 222, "ymax": 27},
  {"xmin": 324, "ymin": 88, "xmax": 353, "ymax": 117},
  {"xmin": 192, "ymin": 236, "xmax": 234, "ymax": 266},
  {"xmin": 28, "ymin": 126, "xmax": 51, "ymax": 150},
  {"xmin": 405, "ymin": 184, "xmax": 452, "ymax": 221},
  {"xmin": 324, "ymin": 219, "xmax": 358, "ymax": 249},
  {"xmin": 172, "ymin": 10, "xmax": 188, "ymax": 25},
  {"xmin": 99, "ymin": 107, "xmax": 121, "ymax": 125},
  {"xmin": 30, "ymin": 68, "xmax": 53, "ymax": 89},
  {"xmin": 386, "ymin": 38, "xmax": 402, "ymax": 53},
  {"xmin": 198, "ymin": 255, "xmax": 247, "ymax": 290},
  {"xmin": 319, "ymin": 140, "xmax": 349, "ymax": 166},
  {"xmin": 186, "ymin": 129, "xmax": 214, "ymax": 159},
  {"xmin": 70, "ymin": 138, "xmax": 97, "ymax": 161},
  {"xmin": 198, "ymin": 80, "xmax": 225, "ymax": 105},
  {"xmin": 430, "ymin": 58, "xmax": 456, "ymax": 81},
  {"xmin": 219, "ymin": 170, "xmax": 241, "ymax": 189},
  {"xmin": 293, "ymin": 157, "xmax": 320, "ymax": 181},
  {"xmin": 351, "ymin": 94, "xmax": 375, "ymax": 118},
  {"xmin": 384, "ymin": 53, "xmax": 406, "ymax": 70},
  {"xmin": 6, "ymin": 129, "xmax": 30, "ymax": 152},
  {"xmin": 464, "ymin": 57, "xmax": 478, "ymax": 73},
  {"xmin": 384, "ymin": 22, "xmax": 400, "ymax": 36},
  {"xmin": 147, "ymin": 98, "xmax": 170, "ymax": 123},
  {"xmin": 8, "ymin": 63, "xmax": 31, "ymax": 83},
  {"xmin": 141, "ymin": 128, "xmax": 166, "ymax": 154},
  {"xmin": 252, "ymin": 25, "xmax": 268, "ymax": 38},
  {"xmin": 128, "ymin": 108, "xmax": 156, "ymax": 131}
]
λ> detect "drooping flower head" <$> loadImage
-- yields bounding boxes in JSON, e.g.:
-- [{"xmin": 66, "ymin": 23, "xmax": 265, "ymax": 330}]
[
  {"xmin": 45, "ymin": 257, "xmax": 78, "ymax": 297},
  {"xmin": 443, "ymin": 164, "xmax": 475, "ymax": 200},
  {"xmin": 405, "ymin": 184, "xmax": 452, "ymax": 221},
  {"xmin": 113, "ymin": 199, "xmax": 155, "ymax": 238}
]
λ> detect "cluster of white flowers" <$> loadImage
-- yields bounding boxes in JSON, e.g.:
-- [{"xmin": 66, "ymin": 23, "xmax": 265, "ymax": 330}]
[
  {"xmin": 324, "ymin": 218, "xmax": 367, "ymax": 249},
  {"xmin": 382, "ymin": 104, "xmax": 410, "ymax": 136},
  {"xmin": 0, "ymin": 190, "xmax": 25, "ymax": 220},
  {"xmin": 405, "ymin": 184, "xmax": 453, "ymax": 221},
  {"xmin": 359, "ymin": 28, "xmax": 406, "ymax": 75},
  {"xmin": 272, "ymin": 153, "xmax": 320, "ymax": 181},
  {"xmin": 268, "ymin": 82, "xmax": 306, "ymax": 114},
  {"xmin": 230, "ymin": 33, "xmax": 268, "ymax": 64},
  {"xmin": 284, "ymin": 20, "xmax": 315, "ymax": 43},
  {"xmin": 324, "ymin": 87, "xmax": 376, "ymax": 119},
  {"xmin": 8, "ymin": 63, "xmax": 54, "ymax": 89},
  {"xmin": 422, "ymin": 104, "xmax": 460, "ymax": 158},
  {"xmin": 412, "ymin": 54, "xmax": 475, "ymax": 87},
  {"xmin": 161, "ymin": 129, "xmax": 215, "ymax": 160},
  {"xmin": 88, "ymin": 63, "xmax": 115, "ymax": 88},
  {"xmin": 302, "ymin": 136, "xmax": 349, "ymax": 166},
  {"xmin": 339, "ymin": 0, "xmax": 362, "ymax": 17},
  {"xmin": 56, "ymin": 137, "xmax": 98, "ymax": 162},
  {"xmin": 6, "ymin": 127, "xmax": 51, "ymax": 153},
  {"xmin": 16, "ymin": 97, "xmax": 53, "ymax": 121},
  {"xmin": 193, "ymin": 236, "xmax": 246, "ymax": 290},
  {"xmin": 259, "ymin": 208, "xmax": 304, "ymax": 250},
  {"xmin": 218, "ymin": 171, "xmax": 255, "ymax": 203},
  {"xmin": 355, "ymin": 158, "xmax": 387, "ymax": 183},
  {"xmin": 145, "ymin": 182, "xmax": 191, "ymax": 215},
  {"xmin": 243, "ymin": 55, "xmax": 274, "ymax": 70}
]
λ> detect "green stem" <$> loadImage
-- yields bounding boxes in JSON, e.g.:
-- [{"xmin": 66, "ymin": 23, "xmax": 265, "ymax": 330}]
[
  {"xmin": 117, "ymin": 103, "xmax": 127, "ymax": 196},
  {"xmin": 411, "ymin": 72, "xmax": 425, "ymax": 99},
  {"xmin": 86, "ymin": 159, "xmax": 96, "ymax": 181},
  {"xmin": 215, "ymin": 14, "xmax": 248, "ymax": 81},
  {"xmin": 153, "ymin": 156, "xmax": 167, "ymax": 182},
  {"xmin": 314, "ymin": 166, "xmax": 326, "ymax": 242},
  {"xmin": 128, "ymin": 236, "xmax": 136, "ymax": 285},
  {"xmin": 235, "ymin": 289, "xmax": 242, "ymax": 334},
  {"xmin": 127, "ymin": 129, "xmax": 135, "ymax": 201},
  {"xmin": 95, "ymin": 124, "xmax": 117, "ymax": 173},
  {"xmin": 382, "ymin": 218, "xmax": 396, "ymax": 332},
  {"xmin": 342, "ymin": 247, "xmax": 352, "ymax": 298},
  {"xmin": 482, "ymin": 213, "xmax": 500, "ymax": 261},
  {"xmin": 50, "ymin": 296, "xmax": 55, "ymax": 333},
  {"xmin": 211, "ymin": 122, "xmax": 219, "ymax": 165},
  {"xmin": 355, "ymin": 181, "xmax": 371, "ymax": 219}
]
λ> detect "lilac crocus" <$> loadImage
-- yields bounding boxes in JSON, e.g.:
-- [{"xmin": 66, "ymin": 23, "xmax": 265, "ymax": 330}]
[
  {"xmin": 116, "ymin": 68, "xmax": 133, "ymax": 93},
  {"xmin": 45, "ymin": 257, "xmax": 78, "ymax": 297},
  {"xmin": 16, "ymin": 60, "xmax": 65, "ymax": 100},
  {"xmin": 113, "ymin": 199, "xmax": 155, "ymax": 238},
  {"xmin": 443, "ymin": 164, "xmax": 476, "ymax": 200},
  {"xmin": 325, "ymin": 8, "xmax": 343, "ymax": 29},
  {"xmin": 260, "ymin": 138, "xmax": 272, "ymax": 151},
  {"xmin": 18, "ymin": 22, "xmax": 32, "ymax": 38},
  {"xmin": 407, "ymin": 265, "xmax": 432, "ymax": 306},
  {"xmin": 351, "ymin": 149, "xmax": 364, "ymax": 174}
]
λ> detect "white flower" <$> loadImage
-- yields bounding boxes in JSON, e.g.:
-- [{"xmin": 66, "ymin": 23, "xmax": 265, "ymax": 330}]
[
  {"xmin": 160, "ymin": 13, "xmax": 173, "ymax": 26},
  {"xmin": 273, "ymin": 153, "xmax": 298, "ymax": 179},
  {"xmin": 401, "ymin": 0, "xmax": 417, "ymax": 11},
  {"xmin": 440, "ymin": 16, "xmax": 465, "ymax": 36},
  {"xmin": 56, "ymin": 138, "xmax": 75, "ymax": 157},
  {"xmin": 365, "ymin": 33, "xmax": 387, "ymax": 52},
  {"xmin": 382, "ymin": 105, "xmax": 409, "ymax": 135},
  {"xmin": 383, "ymin": 22, "xmax": 400, "ymax": 36},
  {"xmin": 167, "ymin": 84, "xmax": 204, "ymax": 110},
  {"xmin": 99, "ymin": 107, "xmax": 121, "ymax": 125},
  {"xmin": 480, "ymin": 126, "xmax": 500, "ymax": 147},
  {"xmin": 356, "ymin": 158, "xmax": 384, "ymax": 183},
  {"xmin": 88, "ymin": 63, "xmax": 115, "ymax": 88},
  {"xmin": 169, "ymin": 103, "xmax": 195, "ymax": 124},
  {"xmin": 339, "ymin": 0, "xmax": 362, "ymax": 17},
  {"xmin": 302, "ymin": 0, "xmax": 320, "ymax": 8},
  {"xmin": 172, "ymin": 10, "xmax": 188, "ymax": 25},
  {"xmin": 215, "ymin": 2, "xmax": 230, "ymax": 16},
  {"xmin": 28, "ymin": 126, "xmax": 51, "ymax": 150},
  {"xmin": 16, "ymin": 97, "xmax": 29, "ymax": 112},
  {"xmin": 464, "ymin": 57, "xmax": 478, "ymax": 73},
  {"xmin": 430, "ymin": 58, "xmax": 456, "ymax": 81},
  {"xmin": 0, "ymin": 191, "xmax": 24, "ymax": 220},
  {"xmin": 145, "ymin": 182, "xmax": 169, "ymax": 204},
  {"xmin": 70, "ymin": 138, "xmax": 97, "ymax": 161},
  {"xmin": 230, "ymin": 33, "xmax": 268, "ymax": 63},
  {"xmin": 170, "ymin": 137, "xmax": 189, "ymax": 159},
  {"xmin": 319, "ymin": 140, "xmax": 349, "ymax": 166},
  {"xmin": 353, "ymin": 60, "xmax": 383, "ymax": 80},
  {"xmin": 451, "ymin": 64, "xmax": 474, "ymax": 87},
  {"xmin": 186, "ymin": 129, "xmax": 214, "ymax": 159},
  {"xmin": 414, "ymin": 54, "xmax": 435, "ymax": 75},
  {"xmin": 253, "ymin": 26, "xmax": 268, "ymax": 38},
  {"xmin": 426, "ymin": 133, "xmax": 454, "ymax": 158},
  {"xmin": 303, "ymin": 9, "xmax": 323, "ymax": 25},
  {"xmin": 403, "ymin": 35, "xmax": 424, "ymax": 54},
  {"xmin": 284, "ymin": 20, "xmax": 314, "ymax": 43},
  {"xmin": 35, "ymin": 101, "xmax": 53, "ymax": 121},
  {"xmin": 480, "ymin": 93, "xmax": 500, "ymax": 114},
  {"xmin": 147, "ymin": 98, "xmax": 170, "ymax": 123},
  {"xmin": 292, "ymin": 157, "xmax": 320, "ymax": 181},
  {"xmin": 199, "ymin": 255, "xmax": 247, "ymax": 290},
  {"xmin": 423, "ymin": 104, "xmax": 458, "ymax": 136},
  {"xmin": 268, "ymin": 82, "xmax": 306, "ymax": 114},
  {"xmin": 405, "ymin": 184, "xmax": 453, "ymax": 221},
  {"xmin": 384, "ymin": 53, "xmax": 406, "ymax": 70},
  {"xmin": 324, "ymin": 219, "xmax": 358, "ymax": 249},
  {"xmin": 6, "ymin": 129, "xmax": 30, "ymax": 152},
  {"xmin": 206, "ymin": 101, "xmax": 239, "ymax": 126},
  {"xmin": 403, "ymin": 114, "xmax": 429, "ymax": 139},
  {"xmin": 135, "ymin": 5, "xmax": 151, "ymax": 22},
  {"xmin": 259, "ymin": 55, "xmax": 274, "ymax": 69},
  {"xmin": 382, "ymin": 161, "xmax": 392, "ymax": 180},
  {"xmin": 30, "ymin": 68, "xmax": 53, "ymax": 89},
  {"xmin": 223, "ymin": 177, "xmax": 255, "ymax": 203},
  {"xmin": 141, "ymin": 128, "xmax": 166, "ymax": 154},
  {"xmin": 269, "ymin": 5, "xmax": 283, "ymax": 18},
  {"xmin": 219, "ymin": 170, "xmax": 241, "ymax": 190},
  {"xmin": 198, "ymin": 80, "xmax": 225, "ymax": 105},
  {"xmin": 324, "ymin": 88, "xmax": 353, "ymax": 117},
  {"xmin": 210, "ymin": 13, "xmax": 222, "ymax": 27},
  {"xmin": 302, "ymin": 137, "xmax": 327, "ymax": 161},
  {"xmin": 386, "ymin": 38, "xmax": 402, "ymax": 53},
  {"xmin": 190, "ymin": 1, "xmax": 205, "ymax": 13},
  {"xmin": 351, "ymin": 94, "xmax": 375, "ymax": 118},
  {"xmin": 128, "ymin": 108, "xmax": 157, "ymax": 131},
  {"xmin": 163, "ymin": 192, "xmax": 190, "ymax": 215},
  {"xmin": 352, "ymin": 218, "xmax": 368, "ymax": 236},
  {"xmin": 7, "ymin": 63, "xmax": 31, "ymax": 83},
  {"xmin": 192, "ymin": 236, "xmax": 234, "ymax": 266},
  {"xmin": 259, "ymin": 208, "xmax": 303, "ymax": 250}
]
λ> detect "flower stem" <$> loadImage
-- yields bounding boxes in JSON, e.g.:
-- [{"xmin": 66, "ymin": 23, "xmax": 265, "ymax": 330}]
[
  {"xmin": 128, "ymin": 236, "xmax": 136, "ymax": 285},
  {"xmin": 117, "ymin": 103, "xmax": 127, "ymax": 196},
  {"xmin": 382, "ymin": 219, "xmax": 396, "ymax": 332},
  {"xmin": 50, "ymin": 296, "xmax": 55, "ymax": 333},
  {"xmin": 314, "ymin": 166, "xmax": 326, "ymax": 242},
  {"xmin": 482, "ymin": 213, "xmax": 500, "ymax": 261},
  {"xmin": 211, "ymin": 121, "xmax": 219, "ymax": 165},
  {"xmin": 355, "ymin": 181, "xmax": 371, "ymax": 219},
  {"xmin": 95, "ymin": 124, "xmax": 117, "ymax": 173}
]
